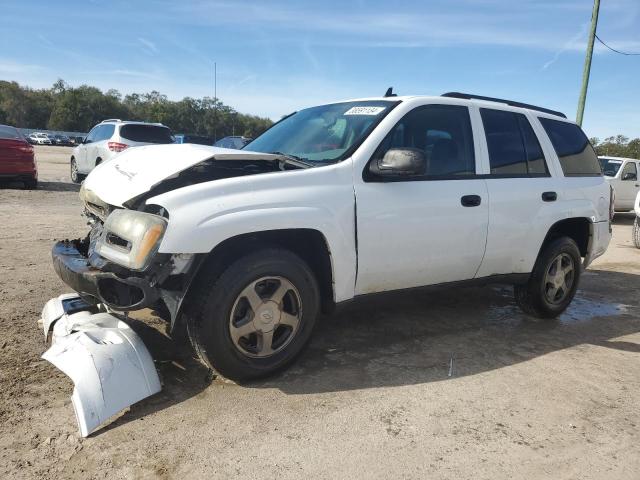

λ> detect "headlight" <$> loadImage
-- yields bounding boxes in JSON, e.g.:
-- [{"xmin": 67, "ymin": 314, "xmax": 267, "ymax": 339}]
[{"xmin": 95, "ymin": 210, "xmax": 167, "ymax": 270}]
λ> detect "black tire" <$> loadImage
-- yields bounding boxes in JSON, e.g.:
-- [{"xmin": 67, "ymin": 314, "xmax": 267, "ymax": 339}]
[
  {"xmin": 514, "ymin": 237, "xmax": 581, "ymax": 319},
  {"xmin": 23, "ymin": 177, "xmax": 38, "ymax": 190},
  {"xmin": 633, "ymin": 217, "xmax": 640, "ymax": 249},
  {"xmin": 70, "ymin": 158, "xmax": 85, "ymax": 184},
  {"xmin": 185, "ymin": 248, "xmax": 320, "ymax": 381}
]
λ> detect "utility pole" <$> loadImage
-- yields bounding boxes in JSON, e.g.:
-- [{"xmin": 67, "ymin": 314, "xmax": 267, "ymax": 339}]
[
  {"xmin": 576, "ymin": 0, "xmax": 600, "ymax": 126},
  {"xmin": 213, "ymin": 62, "xmax": 217, "ymax": 142}
]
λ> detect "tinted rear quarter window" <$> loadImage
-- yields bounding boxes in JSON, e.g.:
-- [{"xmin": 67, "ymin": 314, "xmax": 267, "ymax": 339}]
[
  {"xmin": 120, "ymin": 124, "xmax": 174, "ymax": 144},
  {"xmin": 539, "ymin": 118, "xmax": 602, "ymax": 176}
]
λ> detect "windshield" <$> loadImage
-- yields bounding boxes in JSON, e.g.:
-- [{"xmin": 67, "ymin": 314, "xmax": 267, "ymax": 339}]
[
  {"xmin": 598, "ymin": 158, "xmax": 623, "ymax": 177},
  {"xmin": 244, "ymin": 100, "xmax": 397, "ymax": 162}
]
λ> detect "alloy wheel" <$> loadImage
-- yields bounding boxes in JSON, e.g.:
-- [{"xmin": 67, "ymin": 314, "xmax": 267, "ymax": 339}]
[
  {"xmin": 228, "ymin": 276, "xmax": 302, "ymax": 358},
  {"xmin": 543, "ymin": 253, "xmax": 575, "ymax": 304}
]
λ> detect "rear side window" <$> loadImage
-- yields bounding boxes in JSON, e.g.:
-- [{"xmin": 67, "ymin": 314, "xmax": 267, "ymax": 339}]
[
  {"xmin": 0, "ymin": 125, "xmax": 23, "ymax": 140},
  {"xmin": 96, "ymin": 124, "xmax": 115, "ymax": 141},
  {"xmin": 120, "ymin": 124, "xmax": 174, "ymax": 144},
  {"xmin": 480, "ymin": 108, "xmax": 548, "ymax": 176},
  {"xmin": 538, "ymin": 118, "xmax": 602, "ymax": 176}
]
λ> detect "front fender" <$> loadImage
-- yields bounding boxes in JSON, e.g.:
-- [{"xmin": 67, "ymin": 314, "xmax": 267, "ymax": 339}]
[{"xmin": 147, "ymin": 163, "xmax": 357, "ymax": 302}]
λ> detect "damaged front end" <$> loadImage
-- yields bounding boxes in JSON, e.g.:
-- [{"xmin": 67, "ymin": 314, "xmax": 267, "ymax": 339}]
[
  {"xmin": 41, "ymin": 145, "xmax": 292, "ymax": 435},
  {"xmin": 43, "ymin": 190, "xmax": 203, "ymax": 436},
  {"xmin": 53, "ymin": 190, "xmax": 203, "ymax": 322},
  {"xmin": 40, "ymin": 294, "xmax": 161, "ymax": 437}
]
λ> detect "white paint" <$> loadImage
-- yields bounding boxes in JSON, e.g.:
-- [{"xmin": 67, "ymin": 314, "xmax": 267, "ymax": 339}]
[
  {"xmin": 83, "ymin": 95, "xmax": 612, "ymax": 302},
  {"xmin": 40, "ymin": 295, "xmax": 161, "ymax": 437},
  {"xmin": 601, "ymin": 156, "xmax": 640, "ymax": 211}
]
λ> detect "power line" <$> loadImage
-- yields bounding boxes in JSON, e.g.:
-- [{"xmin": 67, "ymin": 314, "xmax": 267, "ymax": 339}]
[{"xmin": 595, "ymin": 34, "xmax": 640, "ymax": 56}]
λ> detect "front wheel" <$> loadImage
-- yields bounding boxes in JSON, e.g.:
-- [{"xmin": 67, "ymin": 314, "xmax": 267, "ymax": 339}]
[
  {"xmin": 514, "ymin": 237, "xmax": 581, "ymax": 319},
  {"xmin": 633, "ymin": 217, "xmax": 640, "ymax": 249},
  {"xmin": 185, "ymin": 248, "xmax": 320, "ymax": 381}
]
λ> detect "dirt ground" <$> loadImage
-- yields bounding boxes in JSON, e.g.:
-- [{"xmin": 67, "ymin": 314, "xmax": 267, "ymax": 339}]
[{"xmin": 1, "ymin": 146, "xmax": 639, "ymax": 479}]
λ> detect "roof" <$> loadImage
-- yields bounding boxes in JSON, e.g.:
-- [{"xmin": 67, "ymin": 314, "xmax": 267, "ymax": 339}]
[
  {"xmin": 100, "ymin": 119, "xmax": 166, "ymax": 127},
  {"xmin": 322, "ymin": 93, "xmax": 568, "ymax": 120}
]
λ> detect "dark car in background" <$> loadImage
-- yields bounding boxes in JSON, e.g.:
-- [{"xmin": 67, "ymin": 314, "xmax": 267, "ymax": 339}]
[
  {"xmin": 53, "ymin": 134, "xmax": 73, "ymax": 146},
  {"xmin": 214, "ymin": 135, "xmax": 252, "ymax": 149},
  {"xmin": 174, "ymin": 133, "xmax": 214, "ymax": 146},
  {"xmin": 0, "ymin": 124, "xmax": 37, "ymax": 189}
]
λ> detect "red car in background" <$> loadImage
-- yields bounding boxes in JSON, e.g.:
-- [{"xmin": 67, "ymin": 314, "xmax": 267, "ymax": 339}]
[{"xmin": 0, "ymin": 124, "xmax": 37, "ymax": 189}]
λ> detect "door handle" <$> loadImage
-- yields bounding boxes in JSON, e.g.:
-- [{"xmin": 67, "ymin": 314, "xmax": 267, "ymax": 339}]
[
  {"xmin": 542, "ymin": 191, "xmax": 557, "ymax": 202},
  {"xmin": 461, "ymin": 195, "xmax": 481, "ymax": 207}
]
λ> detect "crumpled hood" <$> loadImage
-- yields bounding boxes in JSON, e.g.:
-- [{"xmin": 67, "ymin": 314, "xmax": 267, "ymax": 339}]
[{"xmin": 82, "ymin": 143, "xmax": 281, "ymax": 207}]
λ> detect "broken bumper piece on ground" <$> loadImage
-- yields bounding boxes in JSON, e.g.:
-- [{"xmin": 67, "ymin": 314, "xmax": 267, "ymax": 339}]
[{"xmin": 40, "ymin": 294, "xmax": 161, "ymax": 437}]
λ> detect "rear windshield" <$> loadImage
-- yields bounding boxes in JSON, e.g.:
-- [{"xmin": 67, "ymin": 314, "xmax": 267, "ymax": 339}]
[
  {"xmin": 598, "ymin": 158, "xmax": 623, "ymax": 177},
  {"xmin": 0, "ymin": 126, "xmax": 23, "ymax": 140},
  {"xmin": 538, "ymin": 118, "xmax": 602, "ymax": 176},
  {"xmin": 119, "ymin": 124, "xmax": 174, "ymax": 144}
]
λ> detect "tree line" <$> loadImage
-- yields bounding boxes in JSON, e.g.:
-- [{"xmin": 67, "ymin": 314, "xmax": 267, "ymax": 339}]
[
  {"xmin": 590, "ymin": 135, "xmax": 640, "ymax": 160},
  {"xmin": 0, "ymin": 79, "xmax": 273, "ymax": 139}
]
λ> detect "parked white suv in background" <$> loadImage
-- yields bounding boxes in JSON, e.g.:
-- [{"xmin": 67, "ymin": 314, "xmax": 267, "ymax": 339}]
[
  {"xmin": 70, "ymin": 120, "xmax": 174, "ymax": 183},
  {"xmin": 41, "ymin": 92, "xmax": 613, "ymax": 436},
  {"xmin": 599, "ymin": 156, "xmax": 640, "ymax": 212}
]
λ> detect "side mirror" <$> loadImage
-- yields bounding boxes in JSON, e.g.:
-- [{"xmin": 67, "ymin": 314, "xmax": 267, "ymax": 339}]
[
  {"xmin": 369, "ymin": 148, "xmax": 426, "ymax": 177},
  {"xmin": 622, "ymin": 172, "xmax": 637, "ymax": 181}
]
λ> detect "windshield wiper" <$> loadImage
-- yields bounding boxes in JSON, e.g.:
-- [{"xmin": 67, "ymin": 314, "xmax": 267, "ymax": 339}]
[{"xmin": 270, "ymin": 151, "xmax": 314, "ymax": 169}]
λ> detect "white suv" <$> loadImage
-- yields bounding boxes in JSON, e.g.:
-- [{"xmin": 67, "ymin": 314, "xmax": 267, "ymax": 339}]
[
  {"xmin": 70, "ymin": 120, "xmax": 174, "ymax": 183},
  {"xmin": 41, "ymin": 92, "xmax": 613, "ymax": 435},
  {"xmin": 599, "ymin": 156, "xmax": 640, "ymax": 212}
]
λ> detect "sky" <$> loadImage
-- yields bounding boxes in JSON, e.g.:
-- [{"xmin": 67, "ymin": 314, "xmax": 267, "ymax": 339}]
[{"xmin": 0, "ymin": 0, "xmax": 638, "ymax": 139}]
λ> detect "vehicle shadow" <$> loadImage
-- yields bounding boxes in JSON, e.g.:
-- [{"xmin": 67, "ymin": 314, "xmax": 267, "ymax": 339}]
[
  {"xmin": 105, "ymin": 268, "xmax": 639, "ymax": 433},
  {"xmin": 0, "ymin": 180, "xmax": 79, "ymax": 192},
  {"xmin": 612, "ymin": 212, "xmax": 635, "ymax": 226},
  {"xmin": 37, "ymin": 181, "xmax": 80, "ymax": 192}
]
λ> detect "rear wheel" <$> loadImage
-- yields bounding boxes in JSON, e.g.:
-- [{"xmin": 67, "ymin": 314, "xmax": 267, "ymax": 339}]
[
  {"xmin": 185, "ymin": 248, "xmax": 320, "ymax": 381},
  {"xmin": 633, "ymin": 217, "xmax": 640, "ymax": 249},
  {"xmin": 70, "ymin": 158, "xmax": 84, "ymax": 183},
  {"xmin": 514, "ymin": 237, "xmax": 581, "ymax": 319}
]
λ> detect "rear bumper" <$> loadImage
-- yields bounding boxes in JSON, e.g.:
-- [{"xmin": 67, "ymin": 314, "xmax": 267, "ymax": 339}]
[
  {"xmin": 40, "ymin": 294, "xmax": 161, "ymax": 437},
  {"xmin": 52, "ymin": 240, "xmax": 159, "ymax": 310}
]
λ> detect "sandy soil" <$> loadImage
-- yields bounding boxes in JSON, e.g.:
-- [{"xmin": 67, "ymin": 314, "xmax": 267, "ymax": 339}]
[{"xmin": 1, "ymin": 146, "xmax": 639, "ymax": 479}]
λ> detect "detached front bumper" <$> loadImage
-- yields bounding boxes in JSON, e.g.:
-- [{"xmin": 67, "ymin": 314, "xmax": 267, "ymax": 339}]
[
  {"xmin": 40, "ymin": 294, "xmax": 161, "ymax": 437},
  {"xmin": 52, "ymin": 240, "xmax": 159, "ymax": 311}
]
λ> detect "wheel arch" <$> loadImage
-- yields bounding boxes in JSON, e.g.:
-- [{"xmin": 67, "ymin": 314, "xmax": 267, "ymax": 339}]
[
  {"xmin": 183, "ymin": 229, "xmax": 336, "ymax": 318},
  {"xmin": 538, "ymin": 217, "xmax": 592, "ymax": 259}
]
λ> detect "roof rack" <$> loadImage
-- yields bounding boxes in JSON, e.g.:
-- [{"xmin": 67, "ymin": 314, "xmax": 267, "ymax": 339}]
[
  {"xmin": 101, "ymin": 119, "xmax": 122, "ymax": 123},
  {"xmin": 441, "ymin": 92, "xmax": 567, "ymax": 118}
]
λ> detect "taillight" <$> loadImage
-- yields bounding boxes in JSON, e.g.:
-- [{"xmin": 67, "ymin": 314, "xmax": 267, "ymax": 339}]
[
  {"xmin": 19, "ymin": 144, "xmax": 34, "ymax": 154},
  {"xmin": 108, "ymin": 142, "xmax": 129, "ymax": 152}
]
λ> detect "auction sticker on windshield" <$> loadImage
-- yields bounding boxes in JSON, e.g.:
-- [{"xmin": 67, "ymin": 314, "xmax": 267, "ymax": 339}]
[{"xmin": 344, "ymin": 106, "xmax": 386, "ymax": 116}]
